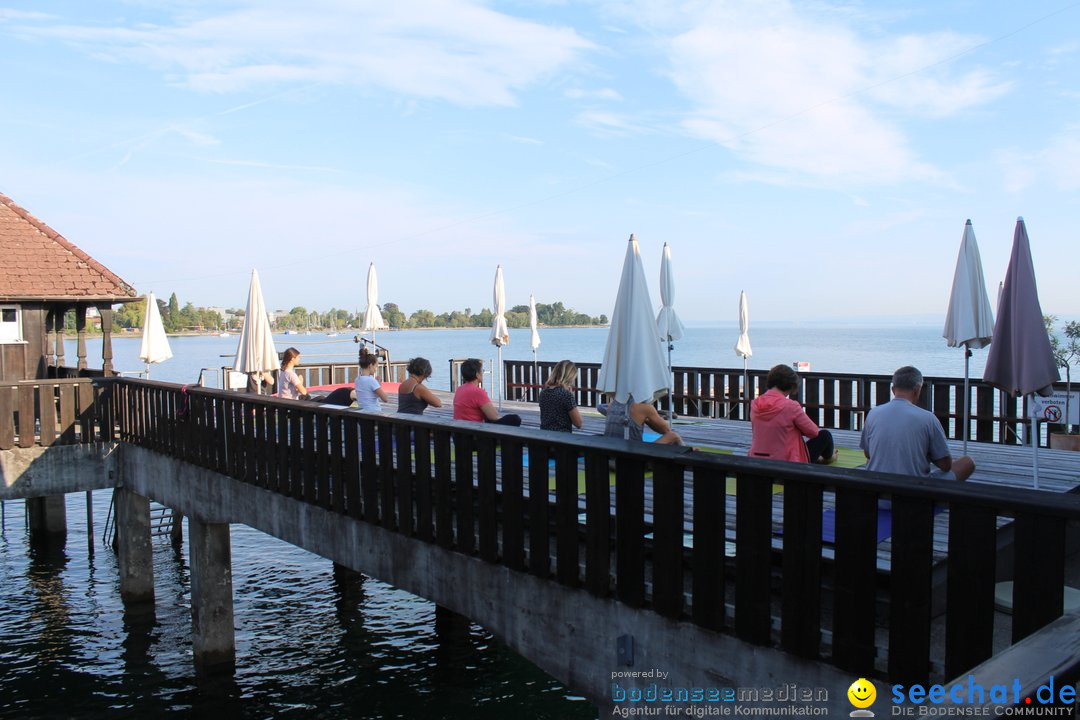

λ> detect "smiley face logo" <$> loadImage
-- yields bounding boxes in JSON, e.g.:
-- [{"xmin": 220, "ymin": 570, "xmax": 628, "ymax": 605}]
[{"xmin": 848, "ymin": 678, "xmax": 876, "ymax": 709}]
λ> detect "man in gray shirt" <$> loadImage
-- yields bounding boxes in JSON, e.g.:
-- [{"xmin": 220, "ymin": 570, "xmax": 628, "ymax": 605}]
[{"xmin": 860, "ymin": 366, "xmax": 975, "ymax": 481}]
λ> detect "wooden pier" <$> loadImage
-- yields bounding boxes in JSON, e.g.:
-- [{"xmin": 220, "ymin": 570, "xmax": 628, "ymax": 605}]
[{"xmin": 4, "ymin": 372, "xmax": 1080, "ymax": 709}]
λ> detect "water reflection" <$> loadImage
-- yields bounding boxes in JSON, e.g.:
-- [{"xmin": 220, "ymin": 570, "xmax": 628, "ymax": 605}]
[
  {"xmin": 0, "ymin": 495, "xmax": 594, "ymax": 718},
  {"xmin": 26, "ymin": 541, "xmax": 72, "ymax": 666}
]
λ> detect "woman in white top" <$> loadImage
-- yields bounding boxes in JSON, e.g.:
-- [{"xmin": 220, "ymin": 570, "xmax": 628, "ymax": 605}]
[
  {"xmin": 354, "ymin": 351, "xmax": 389, "ymax": 411},
  {"xmin": 278, "ymin": 347, "xmax": 308, "ymax": 400}
]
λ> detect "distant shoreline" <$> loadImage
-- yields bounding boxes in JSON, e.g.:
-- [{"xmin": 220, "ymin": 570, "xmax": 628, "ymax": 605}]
[{"xmin": 66, "ymin": 325, "xmax": 608, "ymax": 339}]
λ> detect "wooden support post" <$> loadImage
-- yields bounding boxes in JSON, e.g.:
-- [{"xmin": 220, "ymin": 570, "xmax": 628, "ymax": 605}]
[
  {"xmin": 76, "ymin": 305, "xmax": 88, "ymax": 370},
  {"xmin": 86, "ymin": 490, "xmax": 94, "ymax": 556},
  {"xmin": 99, "ymin": 306, "xmax": 114, "ymax": 376},
  {"xmin": 54, "ymin": 306, "xmax": 66, "ymax": 369},
  {"xmin": 189, "ymin": 517, "xmax": 235, "ymax": 673},
  {"xmin": 45, "ymin": 309, "xmax": 57, "ymax": 373}
]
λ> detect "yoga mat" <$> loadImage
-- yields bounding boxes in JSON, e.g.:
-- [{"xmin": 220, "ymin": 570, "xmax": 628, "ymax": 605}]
[
  {"xmin": 693, "ymin": 446, "xmax": 784, "ymax": 496},
  {"xmin": 820, "ymin": 505, "xmax": 945, "ymax": 545}
]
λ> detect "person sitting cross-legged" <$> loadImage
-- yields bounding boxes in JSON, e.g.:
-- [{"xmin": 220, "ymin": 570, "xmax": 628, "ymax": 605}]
[
  {"xmin": 452, "ymin": 358, "xmax": 521, "ymax": 426},
  {"xmin": 539, "ymin": 360, "xmax": 584, "ymax": 432},
  {"xmin": 749, "ymin": 364, "xmax": 837, "ymax": 464},
  {"xmin": 602, "ymin": 395, "xmax": 684, "ymax": 445},
  {"xmin": 860, "ymin": 365, "xmax": 975, "ymax": 482}
]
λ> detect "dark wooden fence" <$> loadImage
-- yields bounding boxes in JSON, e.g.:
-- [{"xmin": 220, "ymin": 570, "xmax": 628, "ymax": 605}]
[
  {"xmin": 503, "ymin": 359, "xmax": 1068, "ymax": 447},
  {"xmin": 0, "ymin": 378, "xmax": 112, "ymax": 449},
  {"xmin": 102, "ymin": 377, "xmax": 1080, "ymax": 687}
]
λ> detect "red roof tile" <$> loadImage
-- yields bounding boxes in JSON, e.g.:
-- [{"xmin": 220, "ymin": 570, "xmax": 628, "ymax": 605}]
[{"xmin": 0, "ymin": 192, "xmax": 136, "ymax": 301}]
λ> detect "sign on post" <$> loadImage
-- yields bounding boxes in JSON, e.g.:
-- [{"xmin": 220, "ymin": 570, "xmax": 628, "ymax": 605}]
[{"xmin": 1029, "ymin": 390, "xmax": 1080, "ymax": 424}]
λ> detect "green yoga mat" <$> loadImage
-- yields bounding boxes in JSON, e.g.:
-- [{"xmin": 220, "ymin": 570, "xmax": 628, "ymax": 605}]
[
  {"xmin": 696, "ymin": 446, "xmax": 865, "ymax": 494},
  {"xmin": 833, "ymin": 447, "xmax": 866, "ymax": 469}
]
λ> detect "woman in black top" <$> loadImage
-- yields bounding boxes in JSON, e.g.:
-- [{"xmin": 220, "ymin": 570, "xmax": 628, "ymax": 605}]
[
  {"xmin": 538, "ymin": 360, "xmax": 583, "ymax": 432},
  {"xmin": 397, "ymin": 357, "xmax": 442, "ymax": 415}
]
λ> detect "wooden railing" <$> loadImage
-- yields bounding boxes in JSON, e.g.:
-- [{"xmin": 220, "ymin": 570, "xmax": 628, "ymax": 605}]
[
  {"xmin": 0, "ymin": 378, "xmax": 112, "ymax": 449},
  {"xmin": 292, "ymin": 361, "xmax": 409, "ymax": 388},
  {"xmin": 104, "ymin": 377, "xmax": 1080, "ymax": 686},
  {"xmin": 502, "ymin": 359, "xmax": 1068, "ymax": 446}
]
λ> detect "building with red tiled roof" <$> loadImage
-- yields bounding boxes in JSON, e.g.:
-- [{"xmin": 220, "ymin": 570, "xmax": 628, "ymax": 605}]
[{"xmin": 1, "ymin": 192, "xmax": 137, "ymax": 380}]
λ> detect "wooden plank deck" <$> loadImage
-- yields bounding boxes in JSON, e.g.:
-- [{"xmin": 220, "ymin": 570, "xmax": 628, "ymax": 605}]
[{"xmin": 415, "ymin": 389, "xmax": 1080, "ymax": 493}]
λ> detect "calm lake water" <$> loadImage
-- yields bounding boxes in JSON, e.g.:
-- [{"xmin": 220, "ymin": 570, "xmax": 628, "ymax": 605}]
[{"xmin": 2, "ymin": 323, "xmax": 973, "ymax": 718}]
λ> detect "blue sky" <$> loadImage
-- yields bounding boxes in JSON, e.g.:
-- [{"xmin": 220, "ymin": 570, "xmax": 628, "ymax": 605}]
[{"xmin": 2, "ymin": 1, "xmax": 1078, "ymax": 323}]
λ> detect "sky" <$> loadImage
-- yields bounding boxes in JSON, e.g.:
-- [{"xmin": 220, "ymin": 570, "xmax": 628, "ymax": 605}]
[{"xmin": 2, "ymin": 0, "xmax": 1078, "ymax": 323}]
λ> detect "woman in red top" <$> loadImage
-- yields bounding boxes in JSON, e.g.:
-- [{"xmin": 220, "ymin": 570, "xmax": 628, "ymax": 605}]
[
  {"xmin": 452, "ymin": 358, "xmax": 521, "ymax": 426},
  {"xmin": 749, "ymin": 364, "xmax": 836, "ymax": 464}
]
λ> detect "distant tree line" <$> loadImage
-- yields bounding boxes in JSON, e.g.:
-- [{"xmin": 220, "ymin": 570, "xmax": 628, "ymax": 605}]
[
  {"xmin": 111, "ymin": 293, "xmax": 240, "ymax": 333},
  {"xmin": 90, "ymin": 292, "xmax": 607, "ymax": 333},
  {"xmin": 381, "ymin": 301, "xmax": 606, "ymax": 329}
]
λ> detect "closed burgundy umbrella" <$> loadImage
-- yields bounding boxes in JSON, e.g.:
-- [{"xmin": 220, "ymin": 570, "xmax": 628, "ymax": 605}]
[{"xmin": 983, "ymin": 217, "xmax": 1059, "ymax": 487}]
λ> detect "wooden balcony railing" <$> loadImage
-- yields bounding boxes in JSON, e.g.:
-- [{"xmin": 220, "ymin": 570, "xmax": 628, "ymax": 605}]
[
  {"xmin": 502, "ymin": 359, "xmax": 1068, "ymax": 446},
  {"xmin": 103, "ymin": 377, "xmax": 1080, "ymax": 687},
  {"xmin": 0, "ymin": 378, "xmax": 112, "ymax": 449}
]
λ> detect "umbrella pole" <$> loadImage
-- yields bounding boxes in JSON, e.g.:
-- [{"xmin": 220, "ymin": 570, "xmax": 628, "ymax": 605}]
[
  {"xmin": 667, "ymin": 341, "xmax": 674, "ymax": 420},
  {"xmin": 498, "ymin": 346, "xmax": 503, "ymax": 410},
  {"xmin": 743, "ymin": 357, "xmax": 749, "ymax": 420},
  {"xmin": 962, "ymin": 348, "xmax": 970, "ymax": 455},
  {"xmin": 532, "ymin": 349, "xmax": 538, "ymax": 403},
  {"xmin": 1031, "ymin": 396, "xmax": 1040, "ymax": 489}
]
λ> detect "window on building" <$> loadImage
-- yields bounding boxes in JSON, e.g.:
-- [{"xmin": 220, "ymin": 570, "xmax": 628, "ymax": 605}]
[{"xmin": 0, "ymin": 306, "xmax": 22, "ymax": 343}]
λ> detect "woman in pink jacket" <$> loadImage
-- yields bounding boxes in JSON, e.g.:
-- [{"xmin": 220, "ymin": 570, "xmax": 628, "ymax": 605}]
[{"xmin": 749, "ymin": 364, "xmax": 837, "ymax": 464}]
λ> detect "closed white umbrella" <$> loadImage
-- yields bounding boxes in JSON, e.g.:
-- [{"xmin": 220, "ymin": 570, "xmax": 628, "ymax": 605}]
[
  {"xmin": 943, "ymin": 219, "xmax": 995, "ymax": 453},
  {"xmin": 983, "ymin": 217, "xmax": 1060, "ymax": 487},
  {"xmin": 234, "ymin": 269, "xmax": 279, "ymax": 393},
  {"xmin": 361, "ymin": 262, "xmax": 388, "ymax": 346},
  {"xmin": 137, "ymin": 292, "xmax": 172, "ymax": 379},
  {"xmin": 528, "ymin": 293, "xmax": 541, "ymax": 393},
  {"xmin": 735, "ymin": 291, "xmax": 753, "ymax": 418},
  {"xmin": 491, "ymin": 265, "xmax": 510, "ymax": 408},
  {"xmin": 597, "ymin": 234, "xmax": 669, "ymax": 411},
  {"xmin": 656, "ymin": 242, "xmax": 685, "ymax": 418}
]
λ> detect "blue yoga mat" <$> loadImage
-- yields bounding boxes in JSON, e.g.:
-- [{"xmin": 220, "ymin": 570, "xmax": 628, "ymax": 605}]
[{"xmin": 820, "ymin": 505, "xmax": 945, "ymax": 545}]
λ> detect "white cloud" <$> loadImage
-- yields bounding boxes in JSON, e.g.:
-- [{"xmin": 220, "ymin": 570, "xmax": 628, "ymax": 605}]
[
  {"xmin": 564, "ymin": 87, "xmax": 623, "ymax": 101},
  {"xmin": 575, "ymin": 110, "xmax": 645, "ymax": 135},
  {"xmin": 14, "ymin": 0, "xmax": 595, "ymax": 106},
  {"xmin": 999, "ymin": 127, "xmax": 1080, "ymax": 192},
  {"xmin": 505, "ymin": 134, "xmax": 544, "ymax": 145},
  {"xmin": 865, "ymin": 33, "xmax": 1012, "ymax": 116},
  {"xmin": 0, "ymin": 9, "xmax": 52, "ymax": 22},
  {"xmin": 628, "ymin": 0, "xmax": 1007, "ymax": 185}
]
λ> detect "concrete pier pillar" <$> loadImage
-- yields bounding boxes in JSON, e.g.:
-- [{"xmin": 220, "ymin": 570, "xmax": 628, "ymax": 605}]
[
  {"xmin": 189, "ymin": 517, "xmax": 235, "ymax": 673},
  {"xmin": 27, "ymin": 494, "xmax": 67, "ymax": 546},
  {"xmin": 170, "ymin": 512, "xmax": 184, "ymax": 548},
  {"xmin": 114, "ymin": 488, "xmax": 154, "ymax": 604}
]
